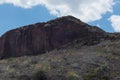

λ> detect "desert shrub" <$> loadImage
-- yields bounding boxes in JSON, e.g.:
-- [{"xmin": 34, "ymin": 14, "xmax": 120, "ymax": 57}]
[
  {"xmin": 34, "ymin": 63, "xmax": 51, "ymax": 72},
  {"xmin": 32, "ymin": 70, "xmax": 47, "ymax": 80},
  {"xmin": 83, "ymin": 65, "xmax": 110, "ymax": 80},
  {"xmin": 67, "ymin": 71, "xmax": 79, "ymax": 80}
]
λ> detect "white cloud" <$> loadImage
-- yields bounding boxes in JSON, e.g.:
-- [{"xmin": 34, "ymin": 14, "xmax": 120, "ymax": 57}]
[
  {"xmin": 0, "ymin": 0, "xmax": 114, "ymax": 22},
  {"xmin": 0, "ymin": 0, "xmax": 43, "ymax": 8},
  {"xmin": 109, "ymin": 15, "xmax": 120, "ymax": 32}
]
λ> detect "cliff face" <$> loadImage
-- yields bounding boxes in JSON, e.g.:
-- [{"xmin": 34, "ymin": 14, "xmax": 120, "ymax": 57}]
[{"xmin": 0, "ymin": 16, "xmax": 107, "ymax": 59}]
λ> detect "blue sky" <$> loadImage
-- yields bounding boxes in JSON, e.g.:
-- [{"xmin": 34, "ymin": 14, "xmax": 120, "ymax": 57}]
[
  {"xmin": 0, "ymin": 0, "xmax": 120, "ymax": 36},
  {"xmin": 0, "ymin": 4, "xmax": 56, "ymax": 36}
]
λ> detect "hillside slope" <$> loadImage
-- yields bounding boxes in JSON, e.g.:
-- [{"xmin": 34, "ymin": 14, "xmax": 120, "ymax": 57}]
[
  {"xmin": 0, "ymin": 16, "xmax": 120, "ymax": 80},
  {"xmin": 0, "ymin": 16, "xmax": 109, "ymax": 59},
  {"xmin": 0, "ymin": 39, "xmax": 120, "ymax": 80}
]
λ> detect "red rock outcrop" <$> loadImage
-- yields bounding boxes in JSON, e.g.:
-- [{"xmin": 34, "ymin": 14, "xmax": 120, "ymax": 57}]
[{"xmin": 0, "ymin": 16, "xmax": 107, "ymax": 59}]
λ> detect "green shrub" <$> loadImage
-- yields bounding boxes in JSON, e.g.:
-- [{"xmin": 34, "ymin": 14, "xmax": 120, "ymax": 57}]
[
  {"xmin": 67, "ymin": 71, "xmax": 79, "ymax": 80},
  {"xmin": 33, "ymin": 70, "xmax": 47, "ymax": 80}
]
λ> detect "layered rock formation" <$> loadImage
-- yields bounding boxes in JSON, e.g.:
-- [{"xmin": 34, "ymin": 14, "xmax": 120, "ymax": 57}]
[{"xmin": 0, "ymin": 16, "xmax": 111, "ymax": 59}]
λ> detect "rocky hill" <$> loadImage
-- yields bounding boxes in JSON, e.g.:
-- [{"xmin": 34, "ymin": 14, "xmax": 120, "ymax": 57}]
[
  {"xmin": 0, "ymin": 16, "xmax": 113, "ymax": 59},
  {"xmin": 0, "ymin": 16, "xmax": 120, "ymax": 80}
]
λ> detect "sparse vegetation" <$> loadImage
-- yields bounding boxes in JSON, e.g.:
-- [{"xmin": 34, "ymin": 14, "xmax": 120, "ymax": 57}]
[
  {"xmin": 83, "ymin": 65, "xmax": 110, "ymax": 80},
  {"xmin": 96, "ymin": 41, "xmax": 120, "ymax": 60},
  {"xmin": 0, "ymin": 40, "xmax": 119, "ymax": 80}
]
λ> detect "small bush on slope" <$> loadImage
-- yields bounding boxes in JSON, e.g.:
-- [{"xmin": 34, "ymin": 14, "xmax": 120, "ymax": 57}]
[{"xmin": 32, "ymin": 70, "xmax": 47, "ymax": 80}]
